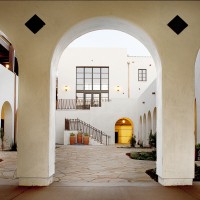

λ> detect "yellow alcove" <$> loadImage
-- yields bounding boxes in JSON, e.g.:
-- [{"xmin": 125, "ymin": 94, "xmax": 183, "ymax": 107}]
[{"xmin": 115, "ymin": 118, "xmax": 134, "ymax": 144}]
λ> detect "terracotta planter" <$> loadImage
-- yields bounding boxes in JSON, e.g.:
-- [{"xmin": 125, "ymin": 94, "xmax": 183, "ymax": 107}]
[
  {"xmin": 83, "ymin": 136, "xmax": 89, "ymax": 145},
  {"xmin": 70, "ymin": 136, "xmax": 76, "ymax": 145},
  {"xmin": 77, "ymin": 133, "xmax": 83, "ymax": 144}
]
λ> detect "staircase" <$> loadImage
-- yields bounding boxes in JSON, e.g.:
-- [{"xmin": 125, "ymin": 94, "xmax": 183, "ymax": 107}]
[{"xmin": 65, "ymin": 118, "xmax": 109, "ymax": 145}]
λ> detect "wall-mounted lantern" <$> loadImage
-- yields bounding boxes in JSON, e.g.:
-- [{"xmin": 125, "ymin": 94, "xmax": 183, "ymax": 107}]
[
  {"xmin": 115, "ymin": 86, "xmax": 121, "ymax": 92},
  {"xmin": 64, "ymin": 85, "xmax": 69, "ymax": 91}
]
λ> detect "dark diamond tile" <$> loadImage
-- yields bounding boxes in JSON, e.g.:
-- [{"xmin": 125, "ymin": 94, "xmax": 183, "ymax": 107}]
[
  {"xmin": 25, "ymin": 14, "xmax": 45, "ymax": 34},
  {"xmin": 167, "ymin": 15, "xmax": 188, "ymax": 35}
]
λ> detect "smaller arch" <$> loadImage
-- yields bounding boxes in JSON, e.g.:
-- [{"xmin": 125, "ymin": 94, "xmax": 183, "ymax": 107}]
[
  {"xmin": 148, "ymin": 111, "xmax": 152, "ymax": 132},
  {"xmin": 148, "ymin": 110, "xmax": 152, "ymax": 134},
  {"xmin": 143, "ymin": 114, "xmax": 147, "ymax": 146},
  {"xmin": 153, "ymin": 107, "xmax": 157, "ymax": 134},
  {"xmin": 1, "ymin": 101, "xmax": 13, "ymax": 149},
  {"xmin": 139, "ymin": 116, "xmax": 142, "ymax": 141},
  {"xmin": 115, "ymin": 117, "xmax": 134, "ymax": 144}
]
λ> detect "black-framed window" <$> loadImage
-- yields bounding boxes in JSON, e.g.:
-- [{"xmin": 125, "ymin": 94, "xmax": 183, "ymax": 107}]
[
  {"xmin": 138, "ymin": 69, "xmax": 147, "ymax": 81},
  {"xmin": 76, "ymin": 67, "xmax": 109, "ymax": 107}
]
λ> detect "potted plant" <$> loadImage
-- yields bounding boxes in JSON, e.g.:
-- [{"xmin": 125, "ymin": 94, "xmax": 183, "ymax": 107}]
[
  {"xmin": 129, "ymin": 135, "xmax": 136, "ymax": 147},
  {"xmin": 149, "ymin": 130, "xmax": 156, "ymax": 149},
  {"xmin": 83, "ymin": 133, "xmax": 89, "ymax": 145},
  {"xmin": 195, "ymin": 144, "xmax": 200, "ymax": 161},
  {"xmin": 77, "ymin": 132, "xmax": 83, "ymax": 144},
  {"xmin": 70, "ymin": 132, "xmax": 76, "ymax": 145}
]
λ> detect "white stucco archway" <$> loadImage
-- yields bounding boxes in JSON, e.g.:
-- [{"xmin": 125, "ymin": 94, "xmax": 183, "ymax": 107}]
[
  {"xmin": 50, "ymin": 16, "xmax": 162, "ymax": 182},
  {"xmin": 0, "ymin": 101, "xmax": 13, "ymax": 148}
]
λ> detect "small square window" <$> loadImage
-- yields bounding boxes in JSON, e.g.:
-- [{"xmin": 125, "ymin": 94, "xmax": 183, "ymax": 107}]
[{"xmin": 138, "ymin": 69, "xmax": 147, "ymax": 81}]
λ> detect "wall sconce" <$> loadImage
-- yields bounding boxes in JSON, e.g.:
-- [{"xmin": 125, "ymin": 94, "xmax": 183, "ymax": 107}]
[
  {"xmin": 64, "ymin": 86, "xmax": 69, "ymax": 91},
  {"xmin": 122, "ymin": 119, "xmax": 126, "ymax": 124},
  {"xmin": 5, "ymin": 64, "xmax": 9, "ymax": 69},
  {"xmin": 115, "ymin": 86, "xmax": 121, "ymax": 92}
]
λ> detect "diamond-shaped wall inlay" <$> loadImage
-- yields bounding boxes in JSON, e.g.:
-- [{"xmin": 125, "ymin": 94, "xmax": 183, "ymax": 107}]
[
  {"xmin": 167, "ymin": 15, "xmax": 188, "ymax": 35},
  {"xmin": 25, "ymin": 14, "xmax": 45, "ymax": 34}
]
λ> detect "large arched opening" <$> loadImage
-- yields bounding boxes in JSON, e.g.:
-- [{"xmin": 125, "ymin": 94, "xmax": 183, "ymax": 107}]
[
  {"xmin": 50, "ymin": 16, "xmax": 162, "ymax": 184},
  {"xmin": 0, "ymin": 31, "xmax": 18, "ymax": 148}
]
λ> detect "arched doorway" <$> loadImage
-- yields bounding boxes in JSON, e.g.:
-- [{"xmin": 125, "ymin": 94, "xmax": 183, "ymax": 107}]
[
  {"xmin": 0, "ymin": 101, "xmax": 13, "ymax": 149},
  {"xmin": 115, "ymin": 118, "xmax": 133, "ymax": 144}
]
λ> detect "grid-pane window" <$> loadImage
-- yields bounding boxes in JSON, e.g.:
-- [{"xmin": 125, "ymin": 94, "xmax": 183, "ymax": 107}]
[
  {"xmin": 138, "ymin": 69, "xmax": 147, "ymax": 81},
  {"xmin": 76, "ymin": 67, "xmax": 109, "ymax": 107}
]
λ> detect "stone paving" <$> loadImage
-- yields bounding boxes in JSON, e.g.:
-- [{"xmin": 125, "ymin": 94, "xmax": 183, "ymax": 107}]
[
  {"xmin": 0, "ymin": 151, "xmax": 17, "ymax": 181},
  {"xmin": 8, "ymin": 144, "xmax": 200, "ymax": 186},
  {"xmin": 0, "ymin": 145, "xmax": 157, "ymax": 185},
  {"xmin": 53, "ymin": 145, "xmax": 156, "ymax": 186}
]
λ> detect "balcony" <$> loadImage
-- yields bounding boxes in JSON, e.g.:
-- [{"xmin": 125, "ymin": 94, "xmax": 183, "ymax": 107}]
[{"xmin": 56, "ymin": 98, "xmax": 110, "ymax": 110}]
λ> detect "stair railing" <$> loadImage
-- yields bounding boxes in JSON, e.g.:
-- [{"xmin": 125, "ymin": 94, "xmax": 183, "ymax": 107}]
[{"xmin": 65, "ymin": 118, "xmax": 109, "ymax": 145}]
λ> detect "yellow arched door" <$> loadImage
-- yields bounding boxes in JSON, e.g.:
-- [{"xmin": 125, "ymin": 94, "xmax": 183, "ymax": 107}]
[{"xmin": 115, "ymin": 118, "xmax": 133, "ymax": 144}]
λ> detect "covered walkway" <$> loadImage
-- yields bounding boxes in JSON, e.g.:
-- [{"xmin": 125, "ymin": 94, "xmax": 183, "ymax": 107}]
[{"xmin": 1, "ymin": 145, "xmax": 200, "ymax": 199}]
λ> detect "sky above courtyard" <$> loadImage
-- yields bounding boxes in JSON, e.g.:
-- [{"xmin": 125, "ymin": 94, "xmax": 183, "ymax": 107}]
[{"xmin": 68, "ymin": 30, "xmax": 151, "ymax": 57}]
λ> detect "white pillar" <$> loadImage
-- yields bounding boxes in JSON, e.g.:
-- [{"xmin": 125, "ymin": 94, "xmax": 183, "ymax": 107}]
[
  {"xmin": 17, "ymin": 56, "xmax": 55, "ymax": 186},
  {"xmin": 156, "ymin": 60, "xmax": 194, "ymax": 186}
]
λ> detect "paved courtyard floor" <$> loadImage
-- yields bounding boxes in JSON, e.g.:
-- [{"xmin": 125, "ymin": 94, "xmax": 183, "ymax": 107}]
[
  {"xmin": 1, "ymin": 145, "xmax": 200, "ymax": 200},
  {"xmin": 53, "ymin": 145, "xmax": 156, "ymax": 186},
  {"xmin": 0, "ymin": 145, "xmax": 156, "ymax": 186}
]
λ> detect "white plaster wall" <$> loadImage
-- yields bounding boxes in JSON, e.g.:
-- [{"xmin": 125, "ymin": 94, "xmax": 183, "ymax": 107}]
[
  {"xmin": 0, "ymin": 64, "xmax": 15, "ymax": 146},
  {"xmin": 195, "ymin": 50, "xmax": 200, "ymax": 143},
  {"xmin": 56, "ymin": 48, "xmax": 156, "ymax": 145},
  {"xmin": 56, "ymin": 98, "xmax": 138, "ymax": 145},
  {"xmin": 58, "ymin": 48, "xmax": 156, "ymax": 100},
  {"xmin": 137, "ymin": 79, "xmax": 157, "ymax": 146},
  {"xmin": 128, "ymin": 56, "xmax": 156, "ymax": 99},
  {"xmin": 58, "ymin": 48, "xmax": 129, "ymax": 99}
]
